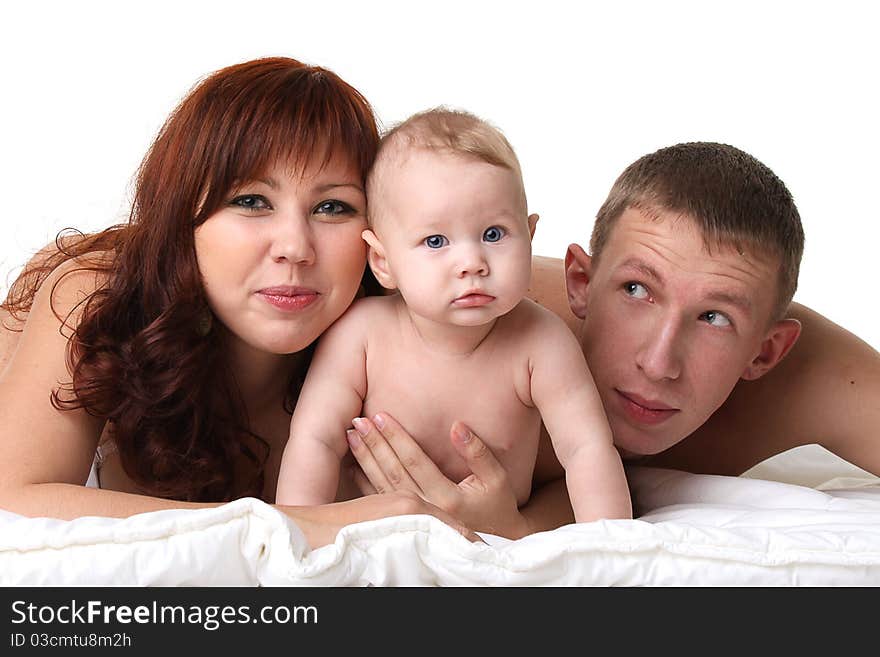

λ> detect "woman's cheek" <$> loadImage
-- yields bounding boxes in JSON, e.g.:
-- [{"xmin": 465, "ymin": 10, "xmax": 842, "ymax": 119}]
[{"xmin": 322, "ymin": 222, "xmax": 369, "ymax": 295}]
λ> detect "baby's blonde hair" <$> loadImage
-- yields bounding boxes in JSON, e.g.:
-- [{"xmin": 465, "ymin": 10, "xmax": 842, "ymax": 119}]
[{"xmin": 367, "ymin": 107, "xmax": 527, "ymax": 225}]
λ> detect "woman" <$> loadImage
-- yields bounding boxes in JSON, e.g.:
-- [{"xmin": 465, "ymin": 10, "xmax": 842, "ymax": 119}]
[{"xmin": 0, "ymin": 57, "xmax": 502, "ymax": 548}]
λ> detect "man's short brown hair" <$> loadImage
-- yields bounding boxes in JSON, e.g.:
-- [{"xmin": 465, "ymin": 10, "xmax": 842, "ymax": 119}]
[{"xmin": 590, "ymin": 142, "xmax": 804, "ymax": 319}]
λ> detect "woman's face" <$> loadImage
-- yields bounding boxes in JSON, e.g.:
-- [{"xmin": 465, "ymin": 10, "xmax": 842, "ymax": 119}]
[{"xmin": 195, "ymin": 153, "xmax": 367, "ymax": 355}]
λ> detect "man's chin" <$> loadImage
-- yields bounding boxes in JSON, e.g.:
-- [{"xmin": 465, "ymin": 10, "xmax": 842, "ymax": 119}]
[{"xmin": 611, "ymin": 423, "xmax": 680, "ymax": 460}]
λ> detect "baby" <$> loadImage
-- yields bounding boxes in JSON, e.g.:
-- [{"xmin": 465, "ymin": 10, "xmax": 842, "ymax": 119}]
[{"xmin": 276, "ymin": 109, "xmax": 631, "ymax": 524}]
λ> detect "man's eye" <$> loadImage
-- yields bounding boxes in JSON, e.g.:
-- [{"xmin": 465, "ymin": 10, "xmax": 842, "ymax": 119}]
[
  {"xmin": 424, "ymin": 235, "xmax": 448, "ymax": 249},
  {"xmin": 483, "ymin": 226, "xmax": 505, "ymax": 243},
  {"xmin": 700, "ymin": 310, "xmax": 732, "ymax": 327},
  {"xmin": 624, "ymin": 282, "xmax": 649, "ymax": 300},
  {"xmin": 314, "ymin": 200, "xmax": 354, "ymax": 216},
  {"xmin": 230, "ymin": 194, "xmax": 270, "ymax": 211}
]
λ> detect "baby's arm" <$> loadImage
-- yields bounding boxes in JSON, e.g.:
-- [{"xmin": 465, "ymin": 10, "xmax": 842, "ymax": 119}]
[
  {"xmin": 275, "ymin": 302, "xmax": 371, "ymax": 506},
  {"xmin": 529, "ymin": 314, "xmax": 632, "ymax": 522}
]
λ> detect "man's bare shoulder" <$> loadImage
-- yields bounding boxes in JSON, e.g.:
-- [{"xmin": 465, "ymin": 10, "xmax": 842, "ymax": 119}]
[{"xmin": 528, "ymin": 255, "xmax": 581, "ymax": 335}]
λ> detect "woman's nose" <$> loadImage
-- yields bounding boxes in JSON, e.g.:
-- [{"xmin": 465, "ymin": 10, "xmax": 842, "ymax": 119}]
[{"xmin": 270, "ymin": 215, "xmax": 316, "ymax": 265}]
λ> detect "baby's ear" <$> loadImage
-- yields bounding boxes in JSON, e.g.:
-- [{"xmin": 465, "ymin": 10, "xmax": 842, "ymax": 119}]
[
  {"xmin": 361, "ymin": 229, "xmax": 397, "ymax": 290},
  {"xmin": 528, "ymin": 213, "xmax": 539, "ymax": 239}
]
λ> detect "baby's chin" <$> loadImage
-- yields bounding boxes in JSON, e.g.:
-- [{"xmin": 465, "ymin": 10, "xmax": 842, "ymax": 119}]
[{"xmin": 445, "ymin": 305, "xmax": 516, "ymax": 327}]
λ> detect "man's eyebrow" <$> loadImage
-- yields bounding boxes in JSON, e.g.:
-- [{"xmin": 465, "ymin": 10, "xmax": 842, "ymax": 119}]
[
  {"xmin": 618, "ymin": 258, "xmax": 665, "ymax": 285},
  {"xmin": 618, "ymin": 258, "xmax": 752, "ymax": 314},
  {"xmin": 703, "ymin": 290, "xmax": 752, "ymax": 314}
]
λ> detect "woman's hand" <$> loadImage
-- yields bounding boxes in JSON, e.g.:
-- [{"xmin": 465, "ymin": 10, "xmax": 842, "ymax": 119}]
[
  {"xmin": 279, "ymin": 489, "xmax": 482, "ymax": 550},
  {"xmin": 345, "ymin": 413, "xmax": 531, "ymax": 539}
]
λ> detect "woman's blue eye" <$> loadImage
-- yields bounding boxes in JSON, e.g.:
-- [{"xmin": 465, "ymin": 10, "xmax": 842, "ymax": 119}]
[
  {"xmin": 314, "ymin": 200, "xmax": 354, "ymax": 215},
  {"xmin": 424, "ymin": 235, "xmax": 448, "ymax": 249},
  {"xmin": 483, "ymin": 226, "xmax": 505, "ymax": 243},
  {"xmin": 230, "ymin": 194, "xmax": 270, "ymax": 211},
  {"xmin": 624, "ymin": 282, "xmax": 650, "ymax": 300}
]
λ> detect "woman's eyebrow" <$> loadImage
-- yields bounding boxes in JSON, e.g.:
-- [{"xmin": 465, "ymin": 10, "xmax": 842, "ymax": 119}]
[
  {"xmin": 314, "ymin": 182, "xmax": 364, "ymax": 194},
  {"xmin": 249, "ymin": 179, "xmax": 364, "ymax": 194}
]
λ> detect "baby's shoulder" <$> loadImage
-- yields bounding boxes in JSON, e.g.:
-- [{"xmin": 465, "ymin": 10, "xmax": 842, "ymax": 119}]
[
  {"xmin": 499, "ymin": 298, "xmax": 574, "ymax": 340},
  {"xmin": 330, "ymin": 294, "xmax": 400, "ymax": 333}
]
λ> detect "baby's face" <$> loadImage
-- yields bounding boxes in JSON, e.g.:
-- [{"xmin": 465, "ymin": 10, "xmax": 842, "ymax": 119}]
[{"xmin": 371, "ymin": 150, "xmax": 532, "ymax": 327}]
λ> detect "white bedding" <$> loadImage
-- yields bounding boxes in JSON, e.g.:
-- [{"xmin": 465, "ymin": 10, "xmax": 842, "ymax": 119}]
[{"xmin": 2, "ymin": 445, "xmax": 879, "ymax": 586}]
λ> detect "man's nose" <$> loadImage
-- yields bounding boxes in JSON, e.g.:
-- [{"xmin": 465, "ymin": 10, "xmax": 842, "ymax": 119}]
[
  {"xmin": 635, "ymin": 317, "xmax": 684, "ymax": 381},
  {"xmin": 456, "ymin": 243, "xmax": 489, "ymax": 277},
  {"xmin": 269, "ymin": 214, "xmax": 316, "ymax": 265}
]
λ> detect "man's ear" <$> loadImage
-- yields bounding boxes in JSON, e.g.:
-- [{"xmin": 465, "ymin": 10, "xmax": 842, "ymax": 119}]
[
  {"xmin": 564, "ymin": 243, "xmax": 593, "ymax": 319},
  {"xmin": 361, "ymin": 229, "xmax": 397, "ymax": 290},
  {"xmin": 528, "ymin": 213, "xmax": 539, "ymax": 239},
  {"xmin": 741, "ymin": 318, "xmax": 802, "ymax": 380}
]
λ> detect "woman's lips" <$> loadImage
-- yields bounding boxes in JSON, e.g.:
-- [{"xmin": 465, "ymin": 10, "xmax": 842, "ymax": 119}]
[
  {"xmin": 614, "ymin": 389, "xmax": 679, "ymax": 425},
  {"xmin": 257, "ymin": 286, "xmax": 319, "ymax": 311}
]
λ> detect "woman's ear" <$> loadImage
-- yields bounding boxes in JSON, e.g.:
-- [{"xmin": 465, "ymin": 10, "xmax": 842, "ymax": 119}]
[
  {"xmin": 565, "ymin": 243, "xmax": 593, "ymax": 319},
  {"xmin": 741, "ymin": 318, "xmax": 802, "ymax": 380},
  {"xmin": 361, "ymin": 230, "xmax": 397, "ymax": 290}
]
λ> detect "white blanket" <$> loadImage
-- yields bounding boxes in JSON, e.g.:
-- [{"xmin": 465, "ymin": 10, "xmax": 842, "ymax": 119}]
[{"xmin": 2, "ymin": 446, "xmax": 879, "ymax": 585}]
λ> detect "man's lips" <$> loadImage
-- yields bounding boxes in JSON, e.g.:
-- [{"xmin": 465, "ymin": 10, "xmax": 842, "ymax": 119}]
[
  {"xmin": 614, "ymin": 389, "xmax": 679, "ymax": 425},
  {"xmin": 257, "ymin": 286, "xmax": 319, "ymax": 311},
  {"xmin": 452, "ymin": 292, "xmax": 496, "ymax": 307}
]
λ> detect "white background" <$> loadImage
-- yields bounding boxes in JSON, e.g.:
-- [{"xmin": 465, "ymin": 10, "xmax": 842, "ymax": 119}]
[{"xmin": 2, "ymin": 1, "xmax": 878, "ymax": 349}]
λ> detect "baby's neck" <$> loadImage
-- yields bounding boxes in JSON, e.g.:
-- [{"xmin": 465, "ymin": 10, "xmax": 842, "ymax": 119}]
[{"xmin": 404, "ymin": 310, "xmax": 498, "ymax": 357}]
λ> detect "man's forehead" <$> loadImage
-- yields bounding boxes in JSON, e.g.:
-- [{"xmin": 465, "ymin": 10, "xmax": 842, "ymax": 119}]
[
  {"xmin": 602, "ymin": 207, "xmax": 776, "ymax": 269},
  {"xmin": 596, "ymin": 207, "xmax": 780, "ymax": 309}
]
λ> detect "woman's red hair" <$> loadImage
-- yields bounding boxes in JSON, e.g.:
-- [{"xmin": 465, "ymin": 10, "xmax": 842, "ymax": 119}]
[{"xmin": 2, "ymin": 57, "xmax": 380, "ymax": 501}]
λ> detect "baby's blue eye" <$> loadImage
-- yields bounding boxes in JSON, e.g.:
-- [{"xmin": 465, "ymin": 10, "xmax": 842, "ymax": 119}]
[
  {"xmin": 483, "ymin": 226, "xmax": 505, "ymax": 243},
  {"xmin": 424, "ymin": 235, "xmax": 448, "ymax": 249}
]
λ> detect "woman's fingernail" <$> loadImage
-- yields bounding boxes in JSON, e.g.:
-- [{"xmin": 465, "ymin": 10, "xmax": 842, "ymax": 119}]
[
  {"xmin": 453, "ymin": 424, "xmax": 472, "ymax": 443},
  {"xmin": 372, "ymin": 413, "xmax": 385, "ymax": 430},
  {"xmin": 352, "ymin": 417, "xmax": 369, "ymax": 436},
  {"xmin": 346, "ymin": 429, "xmax": 361, "ymax": 447}
]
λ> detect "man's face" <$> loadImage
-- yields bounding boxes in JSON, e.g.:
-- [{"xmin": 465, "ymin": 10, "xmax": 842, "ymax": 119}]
[{"xmin": 572, "ymin": 207, "xmax": 781, "ymax": 457}]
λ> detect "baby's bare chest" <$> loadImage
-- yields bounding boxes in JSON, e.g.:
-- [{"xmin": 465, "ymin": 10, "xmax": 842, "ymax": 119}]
[{"xmin": 362, "ymin": 341, "xmax": 542, "ymax": 503}]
